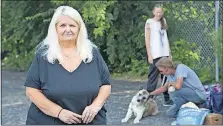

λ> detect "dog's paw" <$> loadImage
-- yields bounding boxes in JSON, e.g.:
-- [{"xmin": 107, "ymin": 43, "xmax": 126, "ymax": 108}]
[
  {"xmin": 133, "ymin": 119, "xmax": 140, "ymax": 124},
  {"xmin": 121, "ymin": 118, "xmax": 128, "ymax": 123}
]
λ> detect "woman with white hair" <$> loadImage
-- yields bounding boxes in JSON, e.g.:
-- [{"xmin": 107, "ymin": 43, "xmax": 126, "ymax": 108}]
[{"xmin": 24, "ymin": 6, "xmax": 111, "ymax": 125}]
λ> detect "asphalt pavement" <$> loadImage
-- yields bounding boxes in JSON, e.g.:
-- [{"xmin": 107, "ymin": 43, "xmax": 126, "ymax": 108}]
[{"xmin": 2, "ymin": 70, "xmax": 175, "ymax": 125}]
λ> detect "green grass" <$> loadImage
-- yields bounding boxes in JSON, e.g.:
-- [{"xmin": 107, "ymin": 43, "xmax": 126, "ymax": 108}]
[{"xmin": 111, "ymin": 72, "xmax": 147, "ymax": 82}]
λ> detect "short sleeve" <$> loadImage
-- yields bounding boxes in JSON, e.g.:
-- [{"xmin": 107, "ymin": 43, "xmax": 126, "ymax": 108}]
[
  {"xmin": 145, "ymin": 19, "xmax": 152, "ymax": 29},
  {"xmin": 176, "ymin": 64, "xmax": 188, "ymax": 79},
  {"xmin": 24, "ymin": 53, "xmax": 41, "ymax": 89},
  {"xmin": 94, "ymin": 48, "xmax": 111, "ymax": 86},
  {"xmin": 146, "ymin": 18, "xmax": 152, "ymax": 24}
]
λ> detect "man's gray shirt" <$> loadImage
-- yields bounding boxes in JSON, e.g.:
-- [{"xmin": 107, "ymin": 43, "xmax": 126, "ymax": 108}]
[{"xmin": 167, "ymin": 64, "xmax": 206, "ymax": 101}]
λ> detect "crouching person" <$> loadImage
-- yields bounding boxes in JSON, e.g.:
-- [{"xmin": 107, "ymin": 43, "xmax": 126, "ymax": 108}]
[{"xmin": 149, "ymin": 57, "xmax": 206, "ymax": 118}]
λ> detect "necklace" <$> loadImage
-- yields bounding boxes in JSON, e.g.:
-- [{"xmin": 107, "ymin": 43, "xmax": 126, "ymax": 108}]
[
  {"xmin": 64, "ymin": 55, "xmax": 70, "ymax": 60},
  {"xmin": 62, "ymin": 49, "xmax": 78, "ymax": 60},
  {"xmin": 63, "ymin": 52, "xmax": 76, "ymax": 60}
]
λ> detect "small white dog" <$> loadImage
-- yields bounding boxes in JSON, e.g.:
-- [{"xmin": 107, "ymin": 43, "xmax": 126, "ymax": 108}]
[{"xmin": 121, "ymin": 89, "xmax": 159, "ymax": 124}]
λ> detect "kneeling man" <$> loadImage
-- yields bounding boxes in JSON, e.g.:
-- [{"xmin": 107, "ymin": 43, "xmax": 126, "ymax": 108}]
[{"xmin": 150, "ymin": 57, "xmax": 206, "ymax": 118}]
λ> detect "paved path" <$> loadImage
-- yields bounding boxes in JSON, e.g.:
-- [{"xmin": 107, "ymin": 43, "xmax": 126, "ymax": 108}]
[{"xmin": 2, "ymin": 70, "xmax": 175, "ymax": 125}]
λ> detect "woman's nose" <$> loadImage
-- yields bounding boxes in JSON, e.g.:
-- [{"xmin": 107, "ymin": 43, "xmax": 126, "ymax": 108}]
[
  {"xmin": 64, "ymin": 26, "xmax": 72, "ymax": 32},
  {"xmin": 65, "ymin": 25, "xmax": 71, "ymax": 30}
]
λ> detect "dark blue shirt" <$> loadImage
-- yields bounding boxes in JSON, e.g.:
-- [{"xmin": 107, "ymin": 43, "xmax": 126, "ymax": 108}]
[{"xmin": 24, "ymin": 48, "xmax": 111, "ymax": 125}]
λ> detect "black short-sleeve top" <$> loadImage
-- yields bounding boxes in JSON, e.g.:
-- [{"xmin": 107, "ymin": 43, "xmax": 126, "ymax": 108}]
[{"xmin": 24, "ymin": 47, "xmax": 111, "ymax": 125}]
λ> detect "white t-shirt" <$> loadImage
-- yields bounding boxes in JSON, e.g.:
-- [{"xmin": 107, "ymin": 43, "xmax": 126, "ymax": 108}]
[{"xmin": 145, "ymin": 18, "xmax": 170, "ymax": 59}]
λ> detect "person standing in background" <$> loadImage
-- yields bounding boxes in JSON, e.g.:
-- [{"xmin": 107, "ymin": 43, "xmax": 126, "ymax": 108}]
[{"xmin": 145, "ymin": 4, "xmax": 172, "ymax": 106}]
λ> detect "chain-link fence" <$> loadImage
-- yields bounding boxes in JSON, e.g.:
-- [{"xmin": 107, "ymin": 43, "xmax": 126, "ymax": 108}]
[
  {"xmin": 162, "ymin": 1, "xmax": 222, "ymax": 73},
  {"xmin": 220, "ymin": 1, "xmax": 223, "ymax": 25}
]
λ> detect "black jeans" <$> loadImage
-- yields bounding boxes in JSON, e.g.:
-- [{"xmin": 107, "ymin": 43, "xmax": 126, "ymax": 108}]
[{"xmin": 147, "ymin": 57, "xmax": 170, "ymax": 101}]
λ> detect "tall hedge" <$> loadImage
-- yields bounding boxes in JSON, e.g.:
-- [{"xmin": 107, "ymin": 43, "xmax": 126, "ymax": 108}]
[{"xmin": 2, "ymin": 1, "xmax": 220, "ymax": 83}]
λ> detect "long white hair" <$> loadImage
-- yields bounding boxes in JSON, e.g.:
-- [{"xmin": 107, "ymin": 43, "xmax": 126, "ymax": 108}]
[{"xmin": 37, "ymin": 6, "xmax": 96, "ymax": 64}]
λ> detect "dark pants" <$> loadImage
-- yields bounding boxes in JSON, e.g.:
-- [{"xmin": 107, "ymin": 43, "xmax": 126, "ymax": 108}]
[{"xmin": 147, "ymin": 57, "xmax": 170, "ymax": 101}]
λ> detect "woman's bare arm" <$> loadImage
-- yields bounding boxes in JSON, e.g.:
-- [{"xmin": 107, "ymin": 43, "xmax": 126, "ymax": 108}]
[
  {"xmin": 92, "ymin": 85, "xmax": 111, "ymax": 107},
  {"xmin": 82, "ymin": 85, "xmax": 111, "ymax": 123},
  {"xmin": 26, "ymin": 87, "xmax": 63, "ymax": 117},
  {"xmin": 145, "ymin": 23, "xmax": 152, "ymax": 58}
]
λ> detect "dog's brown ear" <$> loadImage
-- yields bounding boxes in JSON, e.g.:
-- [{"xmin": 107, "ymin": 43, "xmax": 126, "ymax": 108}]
[{"xmin": 139, "ymin": 86, "xmax": 144, "ymax": 90}]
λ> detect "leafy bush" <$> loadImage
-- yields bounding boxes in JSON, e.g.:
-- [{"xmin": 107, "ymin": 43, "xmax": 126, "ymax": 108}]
[
  {"xmin": 170, "ymin": 39, "xmax": 217, "ymax": 83},
  {"xmin": 195, "ymin": 63, "xmax": 216, "ymax": 84},
  {"xmin": 128, "ymin": 59, "xmax": 148, "ymax": 76},
  {"xmin": 209, "ymin": 25, "xmax": 223, "ymax": 83},
  {"xmin": 2, "ymin": 1, "xmax": 218, "ymax": 83},
  {"xmin": 2, "ymin": 49, "xmax": 35, "ymax": 71},
  {"xmin": 171, "ymin": 39, "xmax": 201, "ymax": 69}
]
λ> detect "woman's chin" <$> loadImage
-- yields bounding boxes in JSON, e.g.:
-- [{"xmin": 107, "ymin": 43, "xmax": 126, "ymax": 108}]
[{"xmin": 61, "ymin": 38, "xmax": 75, "ymax": 42}]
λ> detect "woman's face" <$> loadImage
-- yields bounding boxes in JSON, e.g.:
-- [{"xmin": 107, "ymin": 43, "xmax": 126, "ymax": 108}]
[
  {"xmin": 153, "ymin": 7, "xmax": 164, "ymax": 20},
  {"xmin": 56, "ymin": 15, "xmax": 79, "ymax": 42}
]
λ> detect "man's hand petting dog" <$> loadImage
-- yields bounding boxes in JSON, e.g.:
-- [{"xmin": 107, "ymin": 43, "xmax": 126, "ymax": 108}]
[{"xmin": 121, "ymin": 89, "xmax": 159, "ymax": 124}]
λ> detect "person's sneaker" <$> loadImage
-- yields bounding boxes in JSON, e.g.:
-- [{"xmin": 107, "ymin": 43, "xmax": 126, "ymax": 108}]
[{"xmin": 163, "ymin": 100, "xmax": 173, "ymax": 106}]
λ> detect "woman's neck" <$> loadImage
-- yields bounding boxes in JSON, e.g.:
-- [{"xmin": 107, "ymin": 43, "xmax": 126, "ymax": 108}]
[
  {"xmin": 60, "ymin": 42, "xmax": 78, "ymax": 59},
  {"xmin": 153, "ymin": 17, "xmax": 161, "ymax": 22},
  {"xmin": 60, "ymin": 40, "xmax": 76, "ymax": 48}
]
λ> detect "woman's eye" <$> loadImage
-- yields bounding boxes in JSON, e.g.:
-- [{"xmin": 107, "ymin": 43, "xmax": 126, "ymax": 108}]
[
  {"xmin": 60, "ymin": 24, "xmax": 66, "ymax": 27},
  {"xmin": 70, "ymin": 25, "xmax": 76, "ymax": 27}
]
